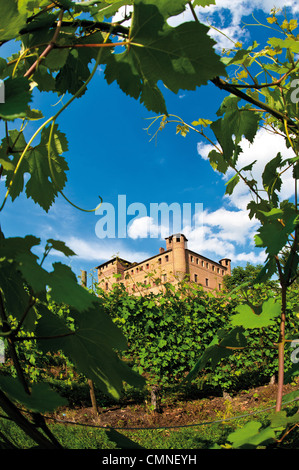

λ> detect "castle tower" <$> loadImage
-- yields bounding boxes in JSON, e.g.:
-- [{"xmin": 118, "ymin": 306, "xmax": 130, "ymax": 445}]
[
  {"xmin": 165, "ymin": 233, "xmax": 188, "ymax": 280},
  {"xmin": 219, "ymin": 258, "xmax": 231, "ymax": 276}
]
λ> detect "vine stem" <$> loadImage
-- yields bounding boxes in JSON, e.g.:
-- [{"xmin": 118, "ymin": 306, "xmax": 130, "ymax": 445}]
[
  {"xmin": 276, "ymin": 282, "xmax": 287, "ymax": 412},
  {"xmin": 24, "ymin": 9, "xmax": 64, "ymax": 79}
]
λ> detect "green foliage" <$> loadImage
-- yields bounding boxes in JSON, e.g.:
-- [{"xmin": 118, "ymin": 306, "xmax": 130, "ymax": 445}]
[
  {"xmin": 97, "ymin": 280, "xmax": 299, "ymax": 395},
  {"xmin": 0, "ymin": 0, "xmax": 298, "ymax": 450}
]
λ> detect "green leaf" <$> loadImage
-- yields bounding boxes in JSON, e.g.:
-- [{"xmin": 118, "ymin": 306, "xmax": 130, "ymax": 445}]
[
  {"xmin": 105, "ymin": 0, "xmax": 226, "ymax": 114},
  {"xmin": 185, "ymin": 327, "xmax": 247, "ymax": 382},
  {"xmin": 25, "ymin": 124, "xmax": 69, "ymax": 211},
  {"xmin": 262, "ymin": 153, "xmax": 283, "ymax": 205},
  {"xmin": 48, "ymin": 263, "xmax": 97, "ymax": 312},
  {"xmin": 0, "ymin": 262, "xmax": 33, "ymax": 322},
  {"xmin": 193, "ymin": 0, "xmax": 216, "ymax": 6},
  {"xmin": 227, "ymin": 421, "xmax": 276, "ymax": 448},
  {"xmin": 207, "ymin": 149, "xmax": 229, "ymax": 174},
  {"xmin": 230, "ymin": 298, "xmax": 281, "ymax": 329},
  {"xmin": 254, "ymin": 207, "xmax": 298, "ymax": 257},
  {"xmin": 253, "ymin": 258, "xmax": 277, "ymax": 283},
  {"xmin": 36, "ymin": 304, "xmax": 145, "ymax": 399},
  {"xmin": 191, "ymin": 118, "xmax": 212, "ymax": 127},
  {"xmin": 211, "ymin": 98, "xmax": 261, "ymax": 160},
  {"xmin": 284, "ymin": 363, "xmax": 299, "ymax": 383},
  {"xmin": 44, "ymin": 48, "xmax": 70, "ymax": 71},
  {"xmin": 0, "ymin": 375, "xmax": 67, "ymax": 413},
  {"xmin": 15, "ymin": 251, "xmax": 49, "ymax": 294},
  {"xmin": 0, "ymin": 129, "xmax": 30, "ymax": 201},
  {"xmin": 268, "ymin": 37, "xmax": 299, "ymax": 54},
  {"xmin": 46, "ymin": 239, "xmax": 76, "ymax": 257},
  {"xmin": 225, "ymin": 173, "xmax": 240, "ymax": 195},
  {"xmin": 0, "ymin": 0, "xmax": 27, "ymax": 41},
  {"xmin": 0, "ymin": 77, "xmax": 32, "ymax": 120}
]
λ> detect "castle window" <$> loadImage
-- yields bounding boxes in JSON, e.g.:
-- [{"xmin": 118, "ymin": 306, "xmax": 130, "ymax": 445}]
[
  {"xmin": 146, "ymin": 263, "xmax": 149, "ymax": 269},
  {"xmin": 158, "ymin": 258, "xmax": 162, "ymax": 265},
  {"xmin": 222, "ymin": 270, "xmax": 224, "ymax": 275},
  {"xmin": 205, "ymin": 278, "xmax": 209, "ymax": 286},
  {"xmin": 201, "ymin": 261, "xmax": 204, "ymax": 266},
  {"xmin": 165, "ymin": 255, "xmax": 169, "ymax": 262},
  {"xmin": 217, "ymin": 267, "xmax": 220, "ymax": 273},
  {"xmin": 206, "ymin": 262, "xmax": 209, "ymax": 269},
  {"xmin": 212, "ymin": 265, "xmax": 215, "ymax": 271},
  {"xmin": 176, "ymin": 237, "xmax": 180, "ymax": 242},
  {"xmin": 105, "ymin": 282, "xmax": 109, "ymax": 291},
  {"xmin": 190, "ymin": 255, "xmax": 194, "ymax": 262},
  {"xmin": 196, "ymin": 258, "xmax": 199, "ymax": 264},
  {"xmin": 194, "ymin": 274, "xmax": 198, "ymax": 283},
  {"xmin": 219, "ymin": 284, "xmax": 222, "ymax": 290}
]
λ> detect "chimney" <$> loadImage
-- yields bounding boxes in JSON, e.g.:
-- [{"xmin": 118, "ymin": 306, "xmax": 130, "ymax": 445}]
[{"xmin": 159, "ymin": 247, "xmax": 165, "ymax": 253}]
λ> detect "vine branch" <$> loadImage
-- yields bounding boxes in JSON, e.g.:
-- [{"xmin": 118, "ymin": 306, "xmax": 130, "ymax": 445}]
[{"xmin": 24, "ymin": 9, "xmax": 64, "ymax": 79}]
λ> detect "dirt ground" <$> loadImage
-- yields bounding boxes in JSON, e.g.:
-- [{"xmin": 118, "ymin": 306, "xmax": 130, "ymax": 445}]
[{"xmin": 50, "ymin": 380, "xmax": 299, "ymax": 430}]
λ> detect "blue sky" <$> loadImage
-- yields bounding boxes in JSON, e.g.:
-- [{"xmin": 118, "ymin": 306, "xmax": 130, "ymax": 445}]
[{"xmin": 1, "ymin": 1, "xmax": 298, "ymax": 287}]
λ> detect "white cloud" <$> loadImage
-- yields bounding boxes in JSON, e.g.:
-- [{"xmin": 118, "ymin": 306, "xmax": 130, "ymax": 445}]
[
  {"xmin": 128, "ymin": 216, "xmax": 170, "ymax": 240},
  {"xmin": 197, "ymin": 127, "xmax": 295, "ymax": 212},
  {"xmin": 51, "ymin": 236, "xmax": 150, "ymax": 264},
  {"xmin": 192, "ymin": 127, "xmax": 296, "ymax": 264},
  {"xmin": 168, "ymin": 1, "xmax": 299, "ymax": 50}
]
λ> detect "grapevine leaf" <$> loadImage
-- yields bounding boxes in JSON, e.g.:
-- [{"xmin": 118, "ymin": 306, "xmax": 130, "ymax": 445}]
[
  {"xmin": 283, "ymin": 251, "xmax": 299, "ymax": 284},
  {"xmin": 0, "ymin": 262, "xmax": 33, "ymax": 322},
  {"xmin": 225, "ymin": 173, "xmax": 240, "ymax": 195},
  {"xmin": 211, "ymin": 97, "xmax": 261, "ymax": 161},
  {"xmin": 230, "ymin": 298, "xmax": 281, "ymax": 329},
  {"xmin": 0, "ymin": 375, "xmax": 67, "ymax": 413},
  {"xmin": 47, "ymin": 263, "xmax": 97, "ymax": 312},
  {"xmin": 105, "ymin": 0, "xmax": 226, "ymax": 114},
  {"xmin": 46, "ymin": 239, "xmax": 76, "ymax": 257},
  {"xmin": 36, "ymin": 305, "xmax": 145, "ymax": 399},
  {"xmin": 15, "ymin": 251, "xmax": 50, "ymax": 294},
  {"xmin": 0, "ymin": 0, "xmax": 27, "ymax": 41},
  {"xmin": 0, "ymin": 236, "xmax": 49, "ymax": 308},
  {"xmin": 268, "ymin": 37, "xmax": 299, "ymax": 53},
  {"xmin": 191, "ymin": 118, "xmax": 212, "ymax": 127},
  {"xmin": 1, "ymin": 129, "xmax": 30, "ymax": 201},
  {"xmin": 226, "ymin": 421, "xmax": 276, "ymax": 449},
  {"xmin": 254, "ymin": 207, "xmax": 298, "ymax": 257},
  {"xmin": 192, "ymin": 0, "xmax": 216, "ymax": 6},
  {"xmin": 262, "ymin": 152, "xmax": 283, "ymax": 205},
  {"xmin": 284, "ymin": 363, "xmax": 299, "ymax": 383},
  {"xmin": 207, "ymin": 149, "xmax": 229, "ymax": 174},
  {"xmin": 185, "ymin": 327, "xmax": 247, "ymax": 382},
  {"xmin": 25, "ymin": 124, "xmax": 69, "ymax": 211},
  {"xmin": 253, "ymin": 257, "xmax": 277, "ymax": 283},
  {"xmin": 44, "ymin": 48, "xmax": 70, "ymax": 71},
  {"xmin": 0, "ymin": 77, "xmax": 32, "ymax": 120},
  {"xmin": 25, "ymin": 147, "xmax": 58, "ymax": 211}
]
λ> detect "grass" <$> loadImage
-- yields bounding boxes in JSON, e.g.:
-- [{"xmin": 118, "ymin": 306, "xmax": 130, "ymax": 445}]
[{"xmin": 1, "ymin": 404, "xmax": 299, "ymax": 449}]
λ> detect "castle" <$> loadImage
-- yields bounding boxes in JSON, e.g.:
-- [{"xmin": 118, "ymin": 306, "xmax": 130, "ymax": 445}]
[{"xmin": 96, "ymin": 234, "xmax": 231, "ymax": 294}]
